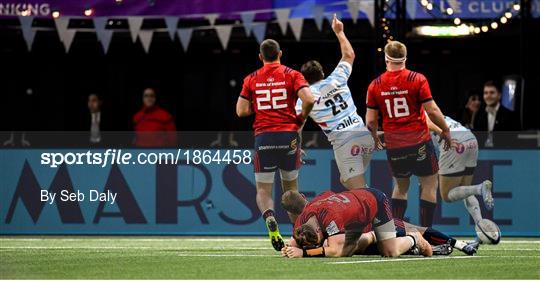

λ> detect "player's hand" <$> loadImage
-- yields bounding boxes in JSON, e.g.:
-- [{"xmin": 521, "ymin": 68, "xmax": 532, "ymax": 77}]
[
  {"xmin": 281, "ymin": 245, "xmax": 289, "ymax": 257},
  {"xmin": 373, "ymin": 134, "xmax": 385, "ymax": 150},
  {"xmin": 300, "ymin": 149, "xmax": 307, "ymax": 164},
  {"xmin": 439, "ymin": 130, "xmax": 452, "ymax": 151},
  {"xmin": 285, "ymin": 246, "xmax": 303, "ymax": 258},
  {"xmin": 450, "ymin": 139, "xmax": 460, "ymax": 150},
  {"xmin": 331, "ymin": 14, "xmax": 344, "ymax": 34}
]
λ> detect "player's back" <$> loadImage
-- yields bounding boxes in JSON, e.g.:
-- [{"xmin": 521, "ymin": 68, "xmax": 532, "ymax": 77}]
[
  {"xmin": 240, "ymin": 63, "xmax": 308, "ymax": 135},
  {"xmin": 367, "ymin": 69, "xmax": 432, "ymax": 148},
  {"xmin": 295, "ymin": 190, "xmax": 376, "ymax": 235}
]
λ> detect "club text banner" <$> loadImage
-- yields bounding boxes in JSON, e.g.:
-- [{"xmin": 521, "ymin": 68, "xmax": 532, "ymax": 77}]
[
  {"xmin": 1, "ymin": 149, "xmax": 539, "ymax": 236},
  {"xmin": 1, "ymin": 0, "xmax": 539, "ymax": 18}
]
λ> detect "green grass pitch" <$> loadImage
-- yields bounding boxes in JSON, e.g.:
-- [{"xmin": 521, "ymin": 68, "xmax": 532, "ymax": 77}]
[{"xmin": 1, "ymin": 237, "xmax": 539, "ymax": 279}]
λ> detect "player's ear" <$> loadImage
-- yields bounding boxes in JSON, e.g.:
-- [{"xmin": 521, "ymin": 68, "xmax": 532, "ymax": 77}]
[
  {"xmin": 278, "ymin": 50, "xmax": 283, "ymax": 59},
  {"xmin": 258, "ymin": 53, "xmax": 264, "ymax": 62}
]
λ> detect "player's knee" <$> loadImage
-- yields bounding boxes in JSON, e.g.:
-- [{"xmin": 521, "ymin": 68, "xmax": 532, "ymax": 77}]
[{"xmin": 380, "ymin": 248, "xmax": 400, "ymax": 257}]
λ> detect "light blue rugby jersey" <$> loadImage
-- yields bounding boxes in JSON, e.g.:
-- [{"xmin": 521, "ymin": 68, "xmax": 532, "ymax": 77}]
[
  {"xmin": 431, "ymin": 115, "xmax": 476, "ymax": 150},
  {"xmin": 296, "ymin": 61, "xmax": 366, "ymax": 141}
]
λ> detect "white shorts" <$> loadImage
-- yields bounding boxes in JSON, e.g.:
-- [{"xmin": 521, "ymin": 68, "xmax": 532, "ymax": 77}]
[
  {"xmin": 332, "ymin": 131, "xmax": 374, "ymax": 182},
  {"xmin": 439, "ymin": 138, "xmax": 478, "ymax": 176}
]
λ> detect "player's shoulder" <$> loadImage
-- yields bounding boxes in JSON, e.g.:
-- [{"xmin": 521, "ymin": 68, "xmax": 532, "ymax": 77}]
[
  {"xmin": 368, "ymin": 74, "xmax": 383, "ymax": 89},
  {"xmin": 406, "ymin": 69, "xmax": 427, "ymax": 83},
  {"xmin": 281, "ymin": 64, "xmax": 301, "ymax": 77},
  {"xmin": 243, "ymin": 68, "xmax": 260, "ymax": 82}
]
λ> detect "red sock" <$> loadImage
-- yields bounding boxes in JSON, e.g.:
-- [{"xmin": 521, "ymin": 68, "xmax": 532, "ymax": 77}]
[
  {"xmin": 262, "ymin": 209, "xmax": 275, "ymax": 221},
  {"xmin": 420, "ymin": 200, "xmax": 437, "ymax": 227},
  {"xmin": 391, "ymin": 199, "xmax": 407, "ymax": 219}
]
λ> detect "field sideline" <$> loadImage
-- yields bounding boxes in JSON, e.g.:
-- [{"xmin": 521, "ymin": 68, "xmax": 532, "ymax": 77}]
[{"xmin": 1, "ymin": 237, "xmax": 539, "ymax": 279}]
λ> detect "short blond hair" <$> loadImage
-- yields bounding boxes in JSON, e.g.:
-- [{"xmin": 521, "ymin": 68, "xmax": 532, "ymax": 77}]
[{"xmin": 384, "ymin": 41, "xmax": 407, "ymax": 61}]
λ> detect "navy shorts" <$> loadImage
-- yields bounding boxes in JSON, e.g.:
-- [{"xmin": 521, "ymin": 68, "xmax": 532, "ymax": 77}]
[
  {"xmin": 363, "ymin": 187, "xmax": 394, "ymax": 228},
  {"xmin": 386, "ymin": 140, "xmax": 439, "ymax": 178},
  {"xmin": 253, "ymin": 131, "xmax": 301, "ymax": 173}
]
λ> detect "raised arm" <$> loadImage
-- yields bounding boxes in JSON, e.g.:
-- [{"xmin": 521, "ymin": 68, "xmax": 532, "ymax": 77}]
[{"xmin": 331, "ymin": 14, "xmax": 355, "ymax": 65}]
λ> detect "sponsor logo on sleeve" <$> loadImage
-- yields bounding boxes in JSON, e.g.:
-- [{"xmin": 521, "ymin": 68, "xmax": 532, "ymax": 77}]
[{"xmin": 326, "ymin": 221, "xmax": 339, "ymax": 236}]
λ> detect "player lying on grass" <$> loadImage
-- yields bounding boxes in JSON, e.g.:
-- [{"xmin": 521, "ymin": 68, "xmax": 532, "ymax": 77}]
[
  {"xmin": 281, "ymin": 190, "xmax": 480, "ymax": 258},
  {"xmin": 280, "ymin": 188, "xmax": 433, "ymax": 258},
  {"xmin": 296, "ymin": 14, "xmax": 374, "ymax": 190},
  {"xmin": 426, "ymin": 115, "xmax": 494, "ymax": 226}
]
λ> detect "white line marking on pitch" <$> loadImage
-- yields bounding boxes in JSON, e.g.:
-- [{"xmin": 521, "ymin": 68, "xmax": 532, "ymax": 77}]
[
  {"xmin": 329, "ymin": 256, "xmax": 482, "ymax": 264},
  {"xmin": 0, "ymin": 246, "xmax": 268, "ymax": 250},
  {"xmin": 0, "ymin": 238, "xmax": 268, "ymax": 242},
  {"xmin": 1, "ymin": 238, "xmax": 539, "ymax": 243},
  {"xmin": 177, "ymin": 254, "xmax": 271, "ymax": 257},
  {"xmin": 480, "ymin": 248, "xmax": 540, "ymax": 251}
]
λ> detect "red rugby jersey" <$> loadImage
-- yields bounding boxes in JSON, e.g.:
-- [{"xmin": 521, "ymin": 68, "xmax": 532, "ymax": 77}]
[
  {"xmin": 366, "ymin": 69, "xmax": 432, "ymax": 149},
  {"xmin": 240, "ymin": 63, "xmax": 308, "ymax": 135},
  {"xmin": 293, "ymin": 190, "xmax": 377, "ymax": 238}
]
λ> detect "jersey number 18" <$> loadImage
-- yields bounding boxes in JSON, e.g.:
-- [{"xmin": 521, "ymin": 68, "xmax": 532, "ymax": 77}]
[{"xmin": 384, "ymin": 97, "xmax": 410, "ymax": 118}]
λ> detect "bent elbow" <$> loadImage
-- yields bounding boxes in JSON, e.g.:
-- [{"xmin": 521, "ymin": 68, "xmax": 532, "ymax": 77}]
[
  {"xmin": 344, "ymin": 51, "xmax": 355, "ymax": 61},
  {"xmin": 236, "ymin": 108, "xmax": 247, "ymax": 118}
]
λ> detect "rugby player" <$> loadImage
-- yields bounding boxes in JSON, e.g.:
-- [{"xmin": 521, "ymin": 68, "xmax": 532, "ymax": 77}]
[
  {"xmin": 427, "ymin": 115, "xmax": 494, "ymax": 224},
  {"xmin": 281, "ymin": 190, "xmax": 480, "ymax": 257},
  {"xmin": 236, "ymin": 39, "xmax": 315, "ymax": 251},
  {"xmin": 281, "ymin": 188, "xmax": 433, "ymax": 258},
  {"xmin": 296, "ymin": 14, "xmax": 374, "ymax": 190},
  {"xmin": 365, "ymin": 41, "xmax": 451, "ymax": 227}
]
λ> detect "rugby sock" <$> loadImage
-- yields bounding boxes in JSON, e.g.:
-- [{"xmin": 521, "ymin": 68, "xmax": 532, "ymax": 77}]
[
  {"xmin": 262, "ymin": 209, "xmax": 275, "ymax": 222},
  {"xmin": 423, "ymin": 227, "xmax": 452, "ymax": 245},
  {"xmin": 419, "ymin": 200, "xmax": 436, "ymax": 227},
  {"xmin": 447, "ymin": 184, "xmax": 482, "ymax": 202},
  {"xmin": 391, "ymin": 199, "xmax": 408, "ymax": 219},
  {"xmin": 464, "ymin": 196, "xmax": 483, "ymax": 224},
  {"xmin": 453, "ymin": 240, "xmax": 468, "ymax": 250}
]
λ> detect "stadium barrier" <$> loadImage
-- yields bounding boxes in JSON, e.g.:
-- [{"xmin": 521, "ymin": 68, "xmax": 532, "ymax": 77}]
[{"xmin": 1, "ymin": 136, "xmax": 539, "ymax": 237}]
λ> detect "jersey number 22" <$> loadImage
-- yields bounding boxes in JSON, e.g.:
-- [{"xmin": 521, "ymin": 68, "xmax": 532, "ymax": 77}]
[{"xmin": 255, "ymin": 89, "xmax": 287, "ymax": 110}]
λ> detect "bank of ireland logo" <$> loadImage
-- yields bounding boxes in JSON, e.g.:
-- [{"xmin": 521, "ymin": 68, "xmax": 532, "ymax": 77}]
[{"xmin": 351, "ymin": 145, "xmax": 360, "ymax": 156}]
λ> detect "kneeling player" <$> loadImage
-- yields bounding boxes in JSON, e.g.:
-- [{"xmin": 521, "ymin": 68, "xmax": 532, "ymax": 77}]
[
  {"xmin": 282, "ymin": 190, "xmax": 479, "ymax": 257},
  {"xmin": 427, "ymin": 115, "xmax": 494, "ymax": 225},
  {"xmin": 282, "ymin": 188, "xmax": 433, "ymax": 258}
]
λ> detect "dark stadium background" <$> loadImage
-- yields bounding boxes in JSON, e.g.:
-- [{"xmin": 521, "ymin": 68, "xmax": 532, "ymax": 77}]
[{"xmin": 0, "ymin": 16, "xmax": 538, "ymax": 133}]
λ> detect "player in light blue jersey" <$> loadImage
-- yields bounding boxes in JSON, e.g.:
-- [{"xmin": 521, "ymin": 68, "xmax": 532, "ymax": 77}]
[
  {"xmin": 296, "ymin": 14, "xmax": 373, "ymax": 190},
  {"xmin": 427, "ymin": 115, "xmax": 494, "ymax": 226}
]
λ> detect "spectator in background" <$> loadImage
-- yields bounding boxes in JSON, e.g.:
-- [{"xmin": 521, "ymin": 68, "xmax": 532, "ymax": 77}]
[
  {"xmin": 133, "ymin": 88, "xmax": 177, "ymax": 147},
  {"xmin": 461, "ymin": 93, "xmax": 481, "ymax": 129},
  {"xmin": 86, "ymin": 93, "xmax": 105, "ymax": 145},
  {"xmin": 473, "ymin": 81, "xmax": 517, "ymax": 132}
]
